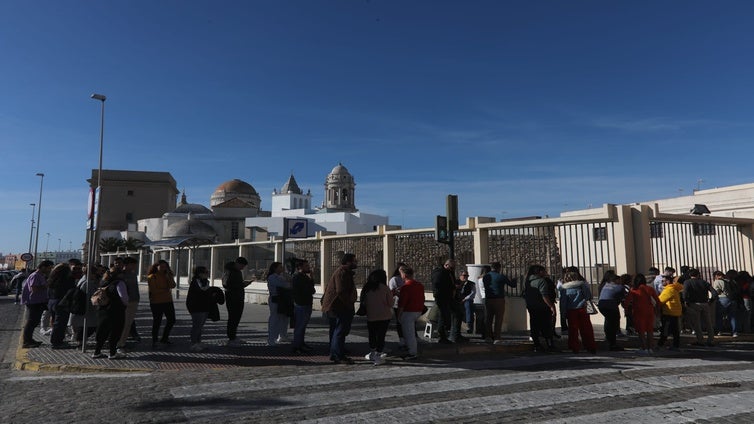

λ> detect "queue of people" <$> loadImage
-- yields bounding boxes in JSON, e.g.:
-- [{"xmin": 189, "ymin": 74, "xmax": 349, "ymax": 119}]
[{"xmin": 17, "ymin": 254, "xmax": 754, "ymax": 364}]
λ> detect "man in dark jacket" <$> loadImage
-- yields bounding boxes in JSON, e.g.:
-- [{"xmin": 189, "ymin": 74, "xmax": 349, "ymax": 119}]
[
  {"xmin": 321, "ymin": 253, "xmax": 358, "ymax": 364},
  {"xmin": 291, "ymin": 259, "xmax": 316, "ymax": 354},
  {"xmin": 223, "ymin": 257, "xmax": 249, "ymax": 346},
  {"xmin": 431, "ymin": 259, "xmax": 466, "ymax": 344},
  {"xmin": 483, "ymin": 262, "xmax": 516, "ymax": 343}
]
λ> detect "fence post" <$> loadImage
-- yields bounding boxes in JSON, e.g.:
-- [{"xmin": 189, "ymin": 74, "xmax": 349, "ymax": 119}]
[
  {"xmin": 472, "ymin": 217, "xmax": 489, "ymax": 265},
  {"xmin": 319, "ymin": 233, "xmax": 332, "ymax": 291}
]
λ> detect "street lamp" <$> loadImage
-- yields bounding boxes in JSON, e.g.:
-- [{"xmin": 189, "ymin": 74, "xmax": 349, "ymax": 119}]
[
  {"xmin": 83, "ymin": 92, "xmax": 106, "ymax": 353},
  {"xmin": 32, "ymin": 173, "xmax": 44, "ymax": 267},
  {"xmin": 27, "ymin": 203, "xmax": 35, "ymax": 263}
]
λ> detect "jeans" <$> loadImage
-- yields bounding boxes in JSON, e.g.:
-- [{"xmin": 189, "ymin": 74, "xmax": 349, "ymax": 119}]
[
  {"xmin": 49, "ymin": 299, "xmax": 70, "ymax": 346},
  {"xmin": 328, "ymin": 310, "xmax": 354, "ymax": 360},
  {"xmin": 658, "ymin": 314, "xmax": 680, "ymax": 348},
  {"xmin": 150, "ymin": 302, "xmax": 176, "ymax": 343},
  {"xmin": 715, "ymin": 297, "xmax": 739, "ymax": 334},
  {"xmin": 463, "ymin": 299, "xmax": 475, "ymax": 329},
  {"xmin": 190, "ymin": 312, "xmax": 208, "ymax": 344},
  {"xmin": 685, "ymin": 302, "xmax": 715, "ymax": 344},
  {"xmin": 23, "ymin": 303, "xmax": 46, "ymax": 344},
  {"xmin": 267, "ymin": 301, "xmax": 289, "ymax": 345},
  {"xmin": 367, "ymin": 319, "xmax": 390, "ymax": 352},
  {"xmin": 225, "ymin": 291, "xmax": 244, "ymax": 340},
  {"xmin": 400, "ymin": 311, "xmax": 421, "ymax": 355},
  {"xmin": 118, "ymin": 301, "xmax": 139, "ymax": 347},
  {"xmin": 598, "ymin": 301, "xmax": 620, "ymax": 347},
  {"xmin": 293, "ymin": 304, "xmax": 312, "ymax": 349}
]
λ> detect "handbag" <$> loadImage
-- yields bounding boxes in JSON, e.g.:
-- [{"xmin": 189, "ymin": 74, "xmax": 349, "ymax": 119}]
[{"xmin": 585, "ymin": 299, "xmax": 598, "ymax": 315}]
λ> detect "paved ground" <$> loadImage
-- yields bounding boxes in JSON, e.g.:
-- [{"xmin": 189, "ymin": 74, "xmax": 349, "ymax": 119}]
[{"xmin": 2, "ymin": 288, "xmax": 754, "ymax": 423}]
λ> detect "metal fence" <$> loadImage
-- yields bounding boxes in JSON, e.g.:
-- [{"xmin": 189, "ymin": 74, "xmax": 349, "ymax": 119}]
[{"xmin": 649, "ymin": 220, "xmax": 750, "ymax": 281}]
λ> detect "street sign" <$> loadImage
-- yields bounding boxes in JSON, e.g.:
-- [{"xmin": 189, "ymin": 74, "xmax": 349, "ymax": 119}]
[
  {"xmin": 286, "ymin": 219, "xmax": 308, "ymax": 239},
  {"xmin": 20, "ymin": 253, "xmax": 33, "ymax": 262}
]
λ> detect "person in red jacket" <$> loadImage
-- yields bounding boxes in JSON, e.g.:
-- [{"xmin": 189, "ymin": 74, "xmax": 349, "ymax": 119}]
[{"xmin": 397, "ymin": 265, "xmax": 425, "ymax": 360}]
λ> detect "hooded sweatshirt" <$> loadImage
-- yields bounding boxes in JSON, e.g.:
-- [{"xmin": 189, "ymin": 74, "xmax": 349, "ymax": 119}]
[{"xmin": 658, "ymin": 282, "xmax": 684, "ymax": 317}]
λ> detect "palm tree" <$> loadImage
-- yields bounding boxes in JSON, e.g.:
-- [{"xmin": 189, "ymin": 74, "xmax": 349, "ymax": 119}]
[
  {"xmin": 123, "ymin": 237, "xmax": 144, "ymax": 251},
  {"xmin": 98, "ymin": 237, "xmax": 124, "ymax": 253}
]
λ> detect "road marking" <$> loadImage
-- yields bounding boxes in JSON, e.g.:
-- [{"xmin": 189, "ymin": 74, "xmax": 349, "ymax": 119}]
[
  {"xmin": 7, "ymin": 372, "xmax": 152, "ymax": 382},
  {"xmin": 296, "ymin": 369, "xmax": 754, "ymax": 424}
]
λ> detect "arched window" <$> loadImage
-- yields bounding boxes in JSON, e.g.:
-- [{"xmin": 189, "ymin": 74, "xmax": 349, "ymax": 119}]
[{"xmin": 342, "ymin": 189, "xmax": 349, "ymax": 203}]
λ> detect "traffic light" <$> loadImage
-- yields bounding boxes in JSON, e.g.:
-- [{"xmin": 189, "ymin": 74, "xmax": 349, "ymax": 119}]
[{"xmin": 435, "ymin": 215, "xmax": 449, "ymax": 244}]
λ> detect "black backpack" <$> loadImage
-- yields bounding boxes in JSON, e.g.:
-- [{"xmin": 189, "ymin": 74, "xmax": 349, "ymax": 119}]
[{"xmin": 58, "ymin": 286, "xmax": 87, "ymax": 315}]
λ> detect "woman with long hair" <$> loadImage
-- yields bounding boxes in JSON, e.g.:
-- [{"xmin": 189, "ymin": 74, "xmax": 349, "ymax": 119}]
[
  {"xmin": 388, "ymin": 262, "xmax": 408, "ymax": 349},
  {"xmin": 559, "ymin": 270, "xmax": 597, "ymax": 354},
  {"xmin": 147, "ymin": 260, "xmax": 176, "ymax": 348},
  {"xmin": 361, "ymin": 269, "xmax": 393, "ymax": 365},
  {"xmin": 91, "ymin": 268, "xmax": 129, "ymax": 359},
  {"xmin": 397, "ymin": 265, "xmax": 425, "ymax": 361},
  {"xmin": 47, "ymin": 263, "xmax": 75, "ymax": 348},
  {"xmin": 625, "ymin": 273, "xmax": 661, "ymax": 354},
  {"xmin": 267, "ymin": 261, "xmax": 292, "ymax": 346},
  {"xmin": 523, "ymin": 265, "xmax": 558, "ymax": 352},
  {"xmin": 186, "ymin": 265, "xmax": 213, "ymax": 352}
]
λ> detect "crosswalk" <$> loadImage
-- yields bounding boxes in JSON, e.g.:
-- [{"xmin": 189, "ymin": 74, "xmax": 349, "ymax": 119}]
[{"xmin": 170, "ymin": 354, "xmax": 754, "ymax": 423}]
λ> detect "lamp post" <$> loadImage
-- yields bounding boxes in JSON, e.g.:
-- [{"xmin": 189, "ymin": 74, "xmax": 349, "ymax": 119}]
[
  {"xmin": 27, "ymin": 203, "xmax": 35, "ymax": 266},
  {"xmin": 32, "ymin": 173, "xmax": 44, "ymax": 267},
  {"xmin": 82, "ymin": 93, "xmax": 106, "ymax": 353},
  {"xmin": 58, "ymin": 238, "xmax": 61, "ymax": 252}
]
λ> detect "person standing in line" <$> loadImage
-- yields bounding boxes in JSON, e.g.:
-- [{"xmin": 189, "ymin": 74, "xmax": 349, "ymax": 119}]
[
  {"xmin": 11, "ymin": 268, "xmax": 30, "ymax": 304},
  {"xmin": 361, "ymin": 269, "xmax": 393, "ymax": 365},
  {"xmin": 267, "ymin": 261, "xmax": 292, "ymax": 346},
  {"xmin": 459, "ymin": 270, "xmax": 476, "ymax": 335},
  {"xmin": 657, "ymin": 274, "xmax": 684, "ymax": 350},
  {"xmin": 117, "ymin": 257, "xmax": 140, "ymax": 352},
  {"xmin": 712, "ymin": 270, "xmax": 740, "ymax": 337},
  {"xmin": 388, "ymin": 262, "xmax": 408, "ymax": 349},
  {"xmin": 474, "ymin": 265, "xmax": 490, "ymax": 336},
  {"xmin": 321, "ymin": 253, "xmax": 358, "ymax": 364},
  {"xmin": 597, "ymin": 272, "xmax": 626, "ymax": 351},
  {"xmin": 21, "ymin": 260, "xmax": 54, "ymax": 348},
  {"xmin": 625, "ymin": 274, "xmax": 661, "ymax": 354},
  {"xmin": 559, "ymin": 270, "xmax": 597, "ymax": 354},
  {"xmin": 734, "ymin": 271, "xmax": 753, "ymax": 333},
  {"xmin": 291, "ymin": 259, "xmax": 315, "ymax": 354},
  {"xmin": 431, "ymin": 259, "xmax": 465, "ymax": 344},
  {"xmin": 147, "ymin": 260, "xmax": 176, "ymax": 348},
  {"xmin": 70, "ymin": 263, "xmax": 103, "ymax": 347},
  {"xmin": 397, "ymin": 265, "xmax": 425, "ymax": 361},
  {"xmin": 91, "ymin": 269, "xmax": 128, "ymax": 359},
  {"xmin": 523, "ymin": 265, "xmax": 558, "ymax": 352},
  {"xmin": 683, "ymin": 268, "xmax": 718, "ymax": 346},
  {"xmin": 186, "ymin": 266, "xmax": 213, "ymax": 352},
  {"xmin": 47, "ymin": 263, "xmax": 75, "ymax": 349},
  {"xmin": 223, "ymin": 257, "xmax": 249, "ymax": 347},
  {"xmin": 482, "ymin": 261, "xmax": 515, "ymax": 344}
]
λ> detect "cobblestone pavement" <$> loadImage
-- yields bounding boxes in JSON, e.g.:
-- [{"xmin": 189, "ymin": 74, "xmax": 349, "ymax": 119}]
[{"xmin": 3, "ymin": 292, "xmax": 754, "ymax": 423}]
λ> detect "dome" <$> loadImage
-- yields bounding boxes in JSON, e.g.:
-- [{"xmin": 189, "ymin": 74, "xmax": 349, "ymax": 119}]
[
  {"xmin": 174, "ymin": 192, "xmax": 212, "ymax": 214},
  {"xmin": 214, "ymin": 179, "xmax": 258, "ymax": 196},
  {"xmin": 329, "ymin": 163, "xmax": 351, "ymax": 176},
  {"xmin": 174, "ymin": 203, "xmax": 212, "ymax": 214},
  {"xmin": 280, "ymin": 174, "xmax": 302, "ymax": 195},
  {"xmin": 164, "ymin": 218, "xmax": 217, "ymax": 238}
]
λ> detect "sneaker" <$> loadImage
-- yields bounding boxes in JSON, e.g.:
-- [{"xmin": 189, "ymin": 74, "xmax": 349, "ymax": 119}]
[
  {"xmin": 732, "ymin": 333, "xmax": 739, "ymax": 338},
  {"xmin": 276, "ymin": 336, "xmax": 290, "ymax": 343},
  {"xmin": 330, "ymin": 356, "xmax": 354, "ymax": 365},
  {"xmin": 637, "ymin": 349, "xmax": 650, "ymax": 355},
  {"xmin": 364, "ymin": 352, "xmax": 374, "ymax": 361},
  {"xmin": 377, "ymin": 351, "xmax": 388, "ymax": 358},
  {"xmin": 22, "ymin": 341, "xmax": 43, "ymax": 349},
  {"xmin": 108, "ymin": 352, "xmax": 126, "ymax": 359},
  {"xmin": 493, "ymin": 339, "xmax": 506, "ymax": 345},
  {"xmin": 91, "ymin": 352, "xmax": 107, "ymax": 359},
  {"xmin": 403, "ymin": 354, "xmax": 418, "ymax": 361},
  {"xmin": 116, "ymin": 348, "xmax": 128, "ymax": 355},
  {"xmin": 373, "ymin": 355, "xmax": 385, "ymax": 366}
]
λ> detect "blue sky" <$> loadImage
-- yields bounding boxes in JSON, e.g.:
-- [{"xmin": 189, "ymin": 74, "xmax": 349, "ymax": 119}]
[{"xmin": 2, "ymin": 1, "xmax": 754, "ymax": 255}]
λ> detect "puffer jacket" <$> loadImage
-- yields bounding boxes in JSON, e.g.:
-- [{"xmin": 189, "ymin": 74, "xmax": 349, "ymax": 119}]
[{"xmin": 658, "ymin": 282, "xmax": 684, "ymax": 317}]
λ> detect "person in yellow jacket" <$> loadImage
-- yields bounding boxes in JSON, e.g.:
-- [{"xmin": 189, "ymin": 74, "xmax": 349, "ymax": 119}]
[
  {"xmin": 657, "ymin": 274, "xmax": 683, "ymax": 350},
  {"xmin": 147, "ymin": 260, "xmax": 176, "ymax": 348}
]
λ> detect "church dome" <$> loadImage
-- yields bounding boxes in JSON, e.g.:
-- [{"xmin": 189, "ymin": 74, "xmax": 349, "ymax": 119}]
[
  {"xmin": 173, "ymin": 192, "xmax": 212, "ymax": 214},
  {"xmin": 214, "ymin": 179, "xmax": 258, "ymax": 196},
  {"xmin": 329, "ymin": 163, "xmax": 351, "ymax": 176}
]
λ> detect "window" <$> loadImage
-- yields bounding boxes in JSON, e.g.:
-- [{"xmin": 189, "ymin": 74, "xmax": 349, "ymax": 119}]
[
  {"xmin": 650, "ymin": 223, "xmax": 664, "ymax": 238},
  {"xmin": 127, "ymin": 190, "xmax": 134, "ymax": 196},
  {"xmin": 593, "ymin": 227, "xmax": 607, "ymax": 241},
  {"xmin": 231, "ymin": 221, "xmax": 239, "ymax": 240},
  {"xmin": 693, "ymin": 223, "xmax": 716, "ymax": 236}
]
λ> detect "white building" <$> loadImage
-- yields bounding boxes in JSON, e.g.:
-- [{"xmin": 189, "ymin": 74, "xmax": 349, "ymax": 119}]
[{"xmin": 245, "ymin": 164, "xmax": 389, "ymax": 237}]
